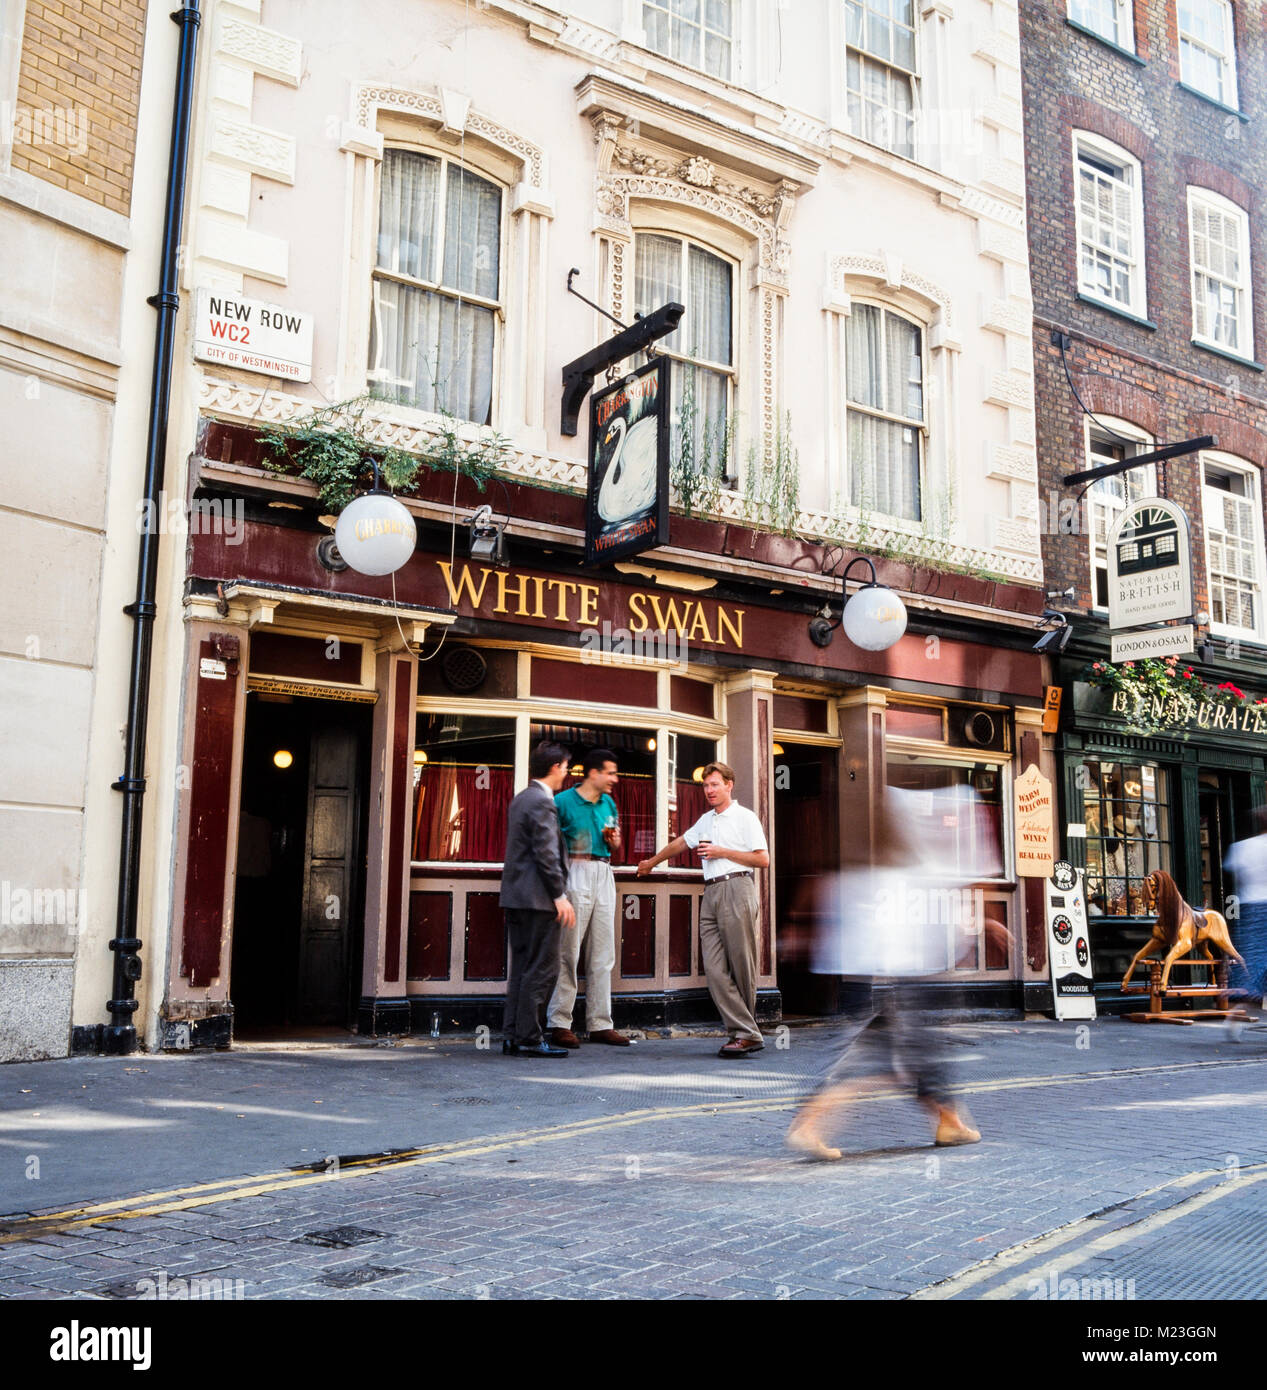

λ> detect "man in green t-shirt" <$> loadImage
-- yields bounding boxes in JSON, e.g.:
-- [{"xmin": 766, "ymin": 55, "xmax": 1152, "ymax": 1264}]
[{"xmin": 547, "ymin": 748, "xmax": 632, "ymax": 1047}]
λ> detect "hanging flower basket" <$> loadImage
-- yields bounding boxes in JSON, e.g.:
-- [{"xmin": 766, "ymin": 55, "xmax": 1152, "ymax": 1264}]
[{"xmin": 1081, "ymin": 657, "xmax": 1265, "ymax": 736}]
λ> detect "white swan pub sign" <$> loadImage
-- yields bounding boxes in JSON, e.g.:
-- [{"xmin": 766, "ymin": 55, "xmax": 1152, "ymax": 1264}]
[{"xmin": 585, "ymin": 358, "xmax": 671, "ymax": 566}]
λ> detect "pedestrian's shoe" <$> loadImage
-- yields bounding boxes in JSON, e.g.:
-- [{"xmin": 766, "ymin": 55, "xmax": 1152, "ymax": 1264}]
[
  {"xmin": 786, "ymin": 1123, "xmax": 843, "ymax": 1162},
  {"xmin": 515, "ymin": 1041, "xmax": 569, "ymax": 1058},
  {"xmin": 547, "ymin": 1027, "xmax": 581, "ymax": 1049},
  {"xmin": 718, "ymin": 1037, "xmax": 764, "ymax": 1057},
  {"xmin": 588, "ymin": 1029, "xmax": 632, "ymax": 1046},
  {"xmin": 501, "ymin": 1040, "xmax": 520, "ymax": 1055},
  {"xmin": 934, "ymin": 1116, "xmax": 981, "ymax": 1146}
]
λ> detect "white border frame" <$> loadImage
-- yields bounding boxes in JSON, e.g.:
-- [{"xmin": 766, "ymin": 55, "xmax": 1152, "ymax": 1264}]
[
  {"xmin": 1201, "ymin": 450, "xmax": 1265, "ymax": 643},
  {"xmin": 1187, "ymin": 185, "xmax": 1254, "ymax": 361},
  {"xmin": 1073, "ymin": 129, "xmax": 1148, "ymax": 320}
]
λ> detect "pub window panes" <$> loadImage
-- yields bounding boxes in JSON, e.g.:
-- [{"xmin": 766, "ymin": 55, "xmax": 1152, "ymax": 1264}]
[
  {"xmin": 845, "ymin": 304, "xmax": 925, "ymax": 521},
  {"xmin": 643, "ymin": 0, "xmax": 734, "ymax": 79},
  {"xmin": 1081, "ymin": 760, "xmax": 1171, "ymax": 917},
  {"xmin": 1188, "ymin": 189, "xmax": 1251, "ymax": 357},
  {"xmin": 370, "ymin": 149, "xmax": 502, "ymax": 425},
  {"xmin": 1068, "ymin": 0, "xmax": 1134, "ymax": 49},
  {"xmin": 846, "ymin": 0, "xmax": 917, "ymax": 158},
  {"xmin": 1075, "ymin": 135, "xmax": 1144, "ymax": 316},
  {"xmin": 412, "ymin": 714, "xmax": 516, "ymax": 863},
  {"xmin": 1203, "ymin": 458, "xmax": 1263, "ymax": 637},
  {"xmin": 1178, "ymin": 0, "xmax": 1237, "ymax": 107}
]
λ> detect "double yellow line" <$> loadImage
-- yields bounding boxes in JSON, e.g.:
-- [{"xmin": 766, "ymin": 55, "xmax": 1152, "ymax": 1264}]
[{"xmin": 4, "ymin": 1053, "xmax": 1265, "ymax": 1246}]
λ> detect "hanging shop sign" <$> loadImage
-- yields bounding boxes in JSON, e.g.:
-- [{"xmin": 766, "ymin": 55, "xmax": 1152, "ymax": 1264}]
[
  {"xmin": 1110, "ymin": 624, "xmax": 1194, "ymax": 663},
  {"xmin": 584, "ymin": 358, "xmax": 671, "ymax": 566},
  {"xmin": 1106, "ymin": 497, "xmax": 1193, "ymax": 630},
  {"xmin": 194, "ymin": 289, "xmax": 314, "ymax": 382},
  {"xmin": 1014, "ymin": 763, "xmax": 1055, "ymax": 878},
  {"xmin": 1045, "ymin": 861, "xmax": 1097, "ymax": 1020}
]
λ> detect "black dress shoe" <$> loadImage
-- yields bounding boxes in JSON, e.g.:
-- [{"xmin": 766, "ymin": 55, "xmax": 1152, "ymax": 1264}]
[
  {"xmin": 501, "ymin": 1040, "xmax": 520, "ymax": 1055},
  {"xmin": 515, "ymin": 1041, "xmax": 569, "ymax": 1058}
]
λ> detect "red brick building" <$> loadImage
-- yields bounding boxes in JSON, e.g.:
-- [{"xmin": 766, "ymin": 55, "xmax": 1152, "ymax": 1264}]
[{"xmin": 1021, "ymin": 0, "xmax": 1267, "ymax": 1006}]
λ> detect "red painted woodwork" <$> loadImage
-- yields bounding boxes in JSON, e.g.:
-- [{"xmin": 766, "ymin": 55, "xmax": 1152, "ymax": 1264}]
[
  {"xmin": 383, "ymin": 661, "xmax": 411, "ymax": 983},
  {"xmin": 886, "ymin": 703, "xmax": 944, "ymax": 741},
  {"xmin": 407, "ymin": 891, "xmax": 451, "ymax": 980},
  {"xmin": 620, "ymin": 894, "xmax": 655, "ymax": 977},
  {"xmin": 182, "ymin": 639, "xmax": 239, "ymax": 985},
  {"xmin": 758, "ymin": 697, "xmax": 772, "ymax": 976},
  {"xmin": 670, "ymin": 675, "xmax": 715, "ymax": 719},
  {"xmin": 531, "ymin": 656, "xmax": 657, "ymax": 708},
  {"xmin": 772, "ymin": 694, "xmax": 828, "ymax": 733},
  {"xmin": 464, "ymin": 892, "xmax": 507, "ymax": 980},
  {"xmin": 249, "ymin": 631, "xmax": 362, "ymax": 684},
  {"xmin": 668, "ymin": 895, "xmax": 692, "ymax": 975}
]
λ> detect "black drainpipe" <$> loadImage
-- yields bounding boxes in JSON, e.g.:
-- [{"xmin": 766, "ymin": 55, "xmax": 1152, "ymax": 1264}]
[{"xmin": 104, "ymin": 4, "xmax": 203, "ymax": 1056}]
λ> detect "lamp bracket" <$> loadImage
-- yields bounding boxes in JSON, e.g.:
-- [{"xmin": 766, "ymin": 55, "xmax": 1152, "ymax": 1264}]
[{"xmin": 560, "ymin": 299, "xmax": 685, "ymax": 435}]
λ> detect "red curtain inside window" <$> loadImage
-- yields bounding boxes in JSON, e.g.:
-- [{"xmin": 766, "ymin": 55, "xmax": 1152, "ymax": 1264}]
[
  {"xmin": 672, "ymin": 779, "xmax": 709, "ymax": 866},
  {"xmin": 412, "ymin": 764, "xmax": 514, "ymax": 863},
  {"xmin": 560, "ymin": 772, "xmax": 656, "ymax": 866}
]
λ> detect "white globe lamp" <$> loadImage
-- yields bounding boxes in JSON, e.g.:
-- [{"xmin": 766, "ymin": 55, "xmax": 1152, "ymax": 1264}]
[
  {"xmin": 808, "ymin": 556, "xmax": 908, "ymax": 653},
  {"xmin": 333, "ymin": 461, "xmax": 416, "ymax": 577}
]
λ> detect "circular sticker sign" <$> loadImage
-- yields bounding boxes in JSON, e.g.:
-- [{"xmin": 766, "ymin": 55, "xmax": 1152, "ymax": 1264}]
[
  {"xmin": 1052, "ymin": 914, "xmax": 1074, "ymax": 945},
  {"xmin": 1052, "ymin": 860, "xmax": 1076, "ymax": 892}
]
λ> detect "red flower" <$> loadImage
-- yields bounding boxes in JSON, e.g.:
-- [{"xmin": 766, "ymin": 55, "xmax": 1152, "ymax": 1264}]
[
  {"xmin": 1124, "ymin": 662, "xmax": 1135, "ymax": 670},
  {"xmin": 1218, "ymin": 682, "xmax": 1245, "ymax": 700}
]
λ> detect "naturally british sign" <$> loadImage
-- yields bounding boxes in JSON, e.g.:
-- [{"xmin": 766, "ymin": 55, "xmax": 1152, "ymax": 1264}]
[
  {"xmin": 585, "ymin": 358, "xmax": 670, "ymax": 566},
  {"xmin": 1106, "ymin": 497, "xmax": 1193, "ymax": 630}
]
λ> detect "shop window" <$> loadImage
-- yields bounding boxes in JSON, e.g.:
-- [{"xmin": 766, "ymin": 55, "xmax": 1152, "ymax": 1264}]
[
  {"xmin": 885, "ymin": 757, "xmax": 1005, "ymax": 880},
  {"xmin": 369, "ymin": 148, "xmax": 502, "ymax": 425},
  {"xmin": 1068, "ymin": 0, "xmax": 1134, "ymax": 49},
  {"xmin": 672, "ymin": 733, "xmax": 717, "ymax": 863},
  {"xmin": 1085, "ymin": 425, "xmax": 1155, "ymax": 610},
  {"xmin": 531, "ymin": 722, "xmax": 661, "ymax": 865},
  {"xmin": 845, "ymin": 0, "xmax": 917, "ymax": 159},
  {"xmin": 845, "ymin": 304, "xmax": 925, "ymax": 521},
  {"xmin": 1188, "ymin": 188, "xmax": 1252, "ymax": 358},
  {"xmin": 1074, "ymin": 133, "xmax": 1145, "ymax": 318},
  {"xmin": 1178, "ymin": 0, "xmax": 1237, "ymax": 107},
  {"xmin": 643, "ymin": 0, "xmax": 734, "ymax": 80},
  {"xmin": 634, "ymin": 232, "xmax": 736, "ymax": 480},
  {"xmin": 1202, "ymin": 456, "xmax": 1264, "ymax": 639},
  {"xmin": 1081, "ymin": 760, "xmax": 1171, "ymax": 917},
  {"xmin": 412, "ymin": 714, "xmax": 515, "ymax": 863}
]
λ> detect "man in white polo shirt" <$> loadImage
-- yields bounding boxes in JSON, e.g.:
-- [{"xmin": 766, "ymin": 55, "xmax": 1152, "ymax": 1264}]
[{"xmin": 638, "ymin": 761, "xmax": 769, "ymax": 1056}]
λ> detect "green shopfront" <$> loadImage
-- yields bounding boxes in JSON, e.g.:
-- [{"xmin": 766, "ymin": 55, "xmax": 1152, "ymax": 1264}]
[{"xmin": 1055, "ymin": 676, "xmax": 1267, "ymax": 1009}]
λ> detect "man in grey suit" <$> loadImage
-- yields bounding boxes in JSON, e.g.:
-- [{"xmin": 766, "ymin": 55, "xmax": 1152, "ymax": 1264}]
[{"xmin": 500, "ymin": 741, "xmax": 577, "ymax": 1057}]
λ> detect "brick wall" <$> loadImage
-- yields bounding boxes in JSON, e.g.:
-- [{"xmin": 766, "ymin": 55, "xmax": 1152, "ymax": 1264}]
[
  {"xmin": 11, "ymin": 0, "xmax": 147, "ymax": 218},
  {"xmin": 1021, "ymin": 0, "xmax": 1267, "ymax": 627}
]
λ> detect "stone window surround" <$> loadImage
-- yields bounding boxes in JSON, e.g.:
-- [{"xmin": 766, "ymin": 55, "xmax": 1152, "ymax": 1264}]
[{"xmin": 1186, "ymin": 185, "xmax": 1254, "ymax": 364}]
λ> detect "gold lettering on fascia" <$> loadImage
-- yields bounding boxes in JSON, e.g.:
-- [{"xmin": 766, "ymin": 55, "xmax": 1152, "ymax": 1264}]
[{"xmin": 436, "ymin": 560, "xmax": 745, "ymax": 649}]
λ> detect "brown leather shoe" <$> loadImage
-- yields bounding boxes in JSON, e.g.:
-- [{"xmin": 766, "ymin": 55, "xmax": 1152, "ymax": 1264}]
[
  {"xmin": 547, "ymin": 1028, "xmax": 580, "ymax": 1049},
  {"xmin": 588, "ymin": 1029, "xmax": 631, "ymax": 1046},
  {"xmin": 718, "ymin": 1037, "xmax": 764, "ymax": 1057}
]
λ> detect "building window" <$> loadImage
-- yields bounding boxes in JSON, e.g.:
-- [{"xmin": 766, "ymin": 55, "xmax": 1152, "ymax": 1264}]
[
  {"xmin": 845, "ymin": 303, "xmax": 925, "ymax": 521},
  {"xmin": 1068, "ymin": 0, "xmax": 1134, "ymax": 48},
  {"xmin": 369, "ymin": 148, "xmax": 502, "ymax": 425},
  {"xmin": 633, "ymin": 232, "xmax": 736, "ymax": 477},
  {"xmin": 643, "ymin": 0, "xmax": 734, "ymax": 79},
  {"xmin": 1082, "ymin": 760, "xmax": 1171, "ymax": 917},
  {"xmin": 412, "ymin": 714, "xmax": 516, "ymax": 863},
  {"xmin": 1075, "ymin": 134, "xmax": 1145, "ymax": 317},
  {"xmin": 1086, "ymin": 428, "xmax": 1155, "ymax": 609},
  {"xmin": 1202, "ymin": 456, "xmax": 1263, "ymax": 638},
  {"xmin": 1178, "ymin": 0, "xmax": 1237, "ymax": 106},
  {"xmin": 845, "ymin": 0, "xmax": 917, "ymax": 159},
  {"xmin": 1188, "ymin": 189, "xmax": 1252, "ymax": 358}
]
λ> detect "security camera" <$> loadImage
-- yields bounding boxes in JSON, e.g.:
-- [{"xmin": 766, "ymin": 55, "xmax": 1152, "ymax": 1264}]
[{"xmin": 1033, "ymin": 625, "xmax": 1073, "ymax": 654}]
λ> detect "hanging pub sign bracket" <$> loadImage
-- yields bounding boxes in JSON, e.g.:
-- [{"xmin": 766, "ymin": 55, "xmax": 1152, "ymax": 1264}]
[
  {"xmin": 1061, "ymin": 436, "xmax": 1217, "ymax": 487},
  {"xmin": 561, "ymin": 271, "xmax": 684, "ymax": 435}
]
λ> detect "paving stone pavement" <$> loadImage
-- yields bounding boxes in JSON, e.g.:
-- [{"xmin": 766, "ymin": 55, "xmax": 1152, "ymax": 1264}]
[{"xmin": 3, "ymin": 1018, "xmax": 1267, "ymax": 1300}]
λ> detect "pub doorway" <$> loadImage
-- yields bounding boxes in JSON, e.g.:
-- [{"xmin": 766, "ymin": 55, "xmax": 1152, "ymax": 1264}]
[
  {"xmin": 230, "ymin": 693, "xmax": 371, "ymax": 1038},
  {"xmin": 774, "ymin": 741, "xmax": 841, "ymax": 1015}
]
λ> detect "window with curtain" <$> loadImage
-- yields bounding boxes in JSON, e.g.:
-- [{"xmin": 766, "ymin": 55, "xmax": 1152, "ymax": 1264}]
[
  {"xmin": 1075, "ymin": 135, "xmax": 1144, "ymax": 316},
  {"xmin": 672, "ymin": 733, "xmax": 716, "ymax": 868},
  {"xmin": 845, "ymin": 0, "xmax": 917, "ymax": 159},
  {"xmin": 1081, "ymin": 760, "xmax": 1170, "ymax": 917},
  {"xmin": 1178, "ymin": 0, "xmax": 1237, "ymax": 106},
  {"xmin": 845, "ymin": 303, "xmax": 924, "ymax": 521},
  {"xmin": 412, "ymin": 714, "xmax": 515, "ymax": 863},
  {"xmin": 643, "ymin": 0, "xmax": 734, "ymax": 79},
  {"xmin": 530, "ymin": 722, "xmax": 660, "ymax": 865},
  {"xmin": 1068, "ymin": 0, "xmax": 1134, "ymax": 49},
  {"xmin": 1202, "ymin": 457, "xmax": 1263, "ymax": 638},
  {"xmin": 634, "ymin": 233, "xmax": 736, "ymax": 479},
  {"xmin": 1086, "ymin": 431, "xmax": 1154, "ymax": 608},
  {"xmin": 369, "ymin": 149, "xmax": 502, "ymax": 425},
  {"xmin": 1188, "ymin": 189, "xmax": 1251, "ymax": 357}
]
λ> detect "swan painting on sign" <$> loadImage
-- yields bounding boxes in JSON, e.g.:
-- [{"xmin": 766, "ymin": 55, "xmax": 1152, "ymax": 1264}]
[{"xmin": 584, "ymin": 357, "xmax": 670, "ymax": 566}]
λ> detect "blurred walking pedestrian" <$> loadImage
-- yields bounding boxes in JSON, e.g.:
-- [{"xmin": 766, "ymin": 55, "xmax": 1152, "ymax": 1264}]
[{"xmin": 1223, "ymin": 805, "xmax": 1267, "ymax": 1013}]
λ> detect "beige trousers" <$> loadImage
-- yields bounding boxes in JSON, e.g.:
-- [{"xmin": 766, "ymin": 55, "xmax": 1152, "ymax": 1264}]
[
  {"xmin": 547, "ymin": 858, "xmax": 617, "ymax": 1033},
  {"xmin": 700, "ymin": 874, "xmax": 762, "ymax": 1042}
]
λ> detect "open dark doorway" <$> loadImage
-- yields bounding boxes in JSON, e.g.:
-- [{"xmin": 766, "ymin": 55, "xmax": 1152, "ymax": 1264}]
[
  {"xmin": 774, "ymin": 742, "xmax": 840, "ymax": 1016},
  {"xmin": 231, "ymin": 694, "xmax": 371, "ymax": 1037}
]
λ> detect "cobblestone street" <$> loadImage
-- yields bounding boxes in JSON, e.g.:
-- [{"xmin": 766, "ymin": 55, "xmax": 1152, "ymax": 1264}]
[{"xmin": 3, "ymin": 1019, "xmax": 1267, "ymax": 1305}]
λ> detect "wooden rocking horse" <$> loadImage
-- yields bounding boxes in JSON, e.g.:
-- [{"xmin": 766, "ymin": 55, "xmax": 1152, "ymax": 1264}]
[{"xmin": 1120, "ymin": 869, "xmax": 1245, "ymax": 994}]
